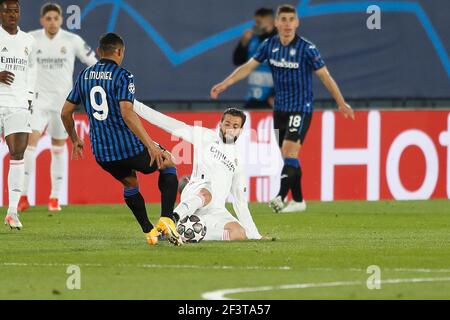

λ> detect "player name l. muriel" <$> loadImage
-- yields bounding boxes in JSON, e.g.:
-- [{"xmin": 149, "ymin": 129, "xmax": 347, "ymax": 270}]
[{"xmin": 84, "ymin": 71, "xmax": 113, "ymax": 80}]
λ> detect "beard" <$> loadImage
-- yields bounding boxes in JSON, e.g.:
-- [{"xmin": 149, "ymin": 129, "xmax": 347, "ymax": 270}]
[{"xmin": 220, "ymin": 129, "xmax": 238, "ymax": 144}]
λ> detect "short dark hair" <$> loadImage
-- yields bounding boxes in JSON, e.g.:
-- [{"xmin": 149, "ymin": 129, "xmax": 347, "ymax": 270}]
[
  {"xmin": 255, "ymin": 8, "xmax": 274, "ymax": 18},
  {"xmin": 221, "ymin": 108, "xmax": 247, "ymax": 128},
  {"xmin": 0, "ymin": 0, "xmax": 19, "ymax": 6},
  {"xmin": 41, "ymin": 2, "xmax": 62, "ymax": 17},
  {"xmin": 99, "ymin": 33, "xmax": 125, "ymax": 55},
  {"xmin": 276, "ymin": 4, "xmax": 297, "ymax": 17}
]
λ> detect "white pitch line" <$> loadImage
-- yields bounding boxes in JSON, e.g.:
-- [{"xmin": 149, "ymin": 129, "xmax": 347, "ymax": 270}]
[
  {"xmin": 0, "ymin": 262, "xmax": 290, "ymax": 271},
  {"xmin": 388, "ymin": 268, "xmax": 450, "ymax": 273},
  {"xmin": 3, "ymin": 263, "xmax": 450, "ymax": 273},
  {"xmin": 202, "ymin": 277, "xmax": 450, "ymax": 300}
]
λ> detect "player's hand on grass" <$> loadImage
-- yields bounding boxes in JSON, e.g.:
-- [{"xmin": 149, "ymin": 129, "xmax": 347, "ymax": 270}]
[
  {"xmin": 210, "ymin": 82, "xmax": 228, "ymax": 99},
  {"xmin": 0, "ymin": 71, "xmax": 15, "ymax": 85},
  {"xmin": 148, "ymin": 144, "xmax": 164, "ymax": 169},
  {"xmin": 338, "ymin": 103, "xmax": 355, "ymax": 120},
  {"xmin": 71, "ymin": 138, "xmax": 84, "ymax": 160},
  {"xmin": 260, "ymin": 235, "xmax": 276, "ymax": 241}
]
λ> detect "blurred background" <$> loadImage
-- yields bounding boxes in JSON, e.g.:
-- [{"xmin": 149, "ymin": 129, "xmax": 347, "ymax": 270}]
[{"xmin": 21, "ymin": 0, "xmax": 450, "ymax": 111}]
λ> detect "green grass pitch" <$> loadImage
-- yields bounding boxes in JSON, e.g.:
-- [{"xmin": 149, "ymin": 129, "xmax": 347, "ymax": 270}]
[{"xmin": 0, "ymin": 200, "xmax": 449, "ymax": 300}]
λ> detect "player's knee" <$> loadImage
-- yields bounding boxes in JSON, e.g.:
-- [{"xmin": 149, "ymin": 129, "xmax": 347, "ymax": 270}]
[
  {"xmin": 198, "ymin": 188, "xmax": 212, "ymax": 206},
  {"xmin": 163, "ymin": 153, "xmax": 176, "ymax": 168},
  {"xmin": 9, "ymin": 151, "xmax": 25, "ymax": 161},
  {"xmin": 227, "ymin": 223, "xmax": 247, "ymax": 241},
  {"xmin": 121, "ymin": 176, "xmax": 139, "ymax": 188},
  {"xmin": 281, "ymin": 141, "xmax": 301, "ymax": 158}
]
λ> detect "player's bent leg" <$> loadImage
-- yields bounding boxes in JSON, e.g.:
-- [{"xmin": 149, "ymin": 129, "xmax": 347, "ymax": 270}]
[
  {"xmin": 171, "ymin": 188, "xmax": 211, "ymax": 245},
  {"xmin": 137, "ymin": 147, "xmax": 183, "ymax": 245},
  {"xmin": 5, "ymin": 132, "xmax": 29, "ymax": 230},
  {"xmin": 156, "ymin": 166, "xmax": 183, "ymax": 246},
  {"xmin": 202, "ymin": 209, "xmax": 244, "ymax": 241},
  {"xmin": 120, "ymin": 174, "xmax": 159, "ymax": 246},
  {"xmin": 19, "ymin": 130, "xmax": 41, "ymax": 212},
  {"xmin": 224, "ymin": 222, "xmax": 247, "ymax": 241},
  {"xmin": 174, "ymin": 188, "xmax": 212, "ymax": 221},
  {"xmin": 158, "ymin": 166, "xmax": 178, "ymax": 221},
  {"xmin": 48, "ymin": 138, "xmax": 67, "ymax": 212}
]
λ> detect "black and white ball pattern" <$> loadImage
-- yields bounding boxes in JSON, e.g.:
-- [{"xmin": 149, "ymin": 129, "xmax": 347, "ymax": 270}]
[{"xmin": 177, "ymin": 215, "xmax": 207, "ymax": 243}]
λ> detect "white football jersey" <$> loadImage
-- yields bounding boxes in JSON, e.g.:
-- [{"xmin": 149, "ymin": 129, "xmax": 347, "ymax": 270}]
[
  {"xmin": 0, "ymin": 26, "xmax": 37, "ymax": 109},
  {"xmin": 29, "ymin": 29, "xmax": 97, "ymax": 111},
  {"xmin": 134, "ymin": 101, "xmax": 262, "ymax": 239}
]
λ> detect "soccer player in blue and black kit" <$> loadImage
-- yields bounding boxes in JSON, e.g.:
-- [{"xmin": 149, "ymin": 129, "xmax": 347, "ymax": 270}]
[
  {"xmin": 211, "ymin": 5, "xmax": 355, "ymax": 213},
  {"xmin": 61, "ymin": 33, "xmax": 182, "ymax": 246}
]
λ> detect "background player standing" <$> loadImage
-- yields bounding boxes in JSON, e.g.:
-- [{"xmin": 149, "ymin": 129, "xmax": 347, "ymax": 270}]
[
  {"xmin": 61, "ymin": 33, "xmax": 181, "ymax": 246},
  {"xmin": 0, "ymin": 0, "xmax": 37, "ymax": 229},
  {"xmin": 19, "ymin": 2, "xmax": 98, "ymax": 212},
  {"xmin": 211, "ymin": 4, "xmax": 355, "ymax": 213},
  {"xmin": 233, "ymin": 8, "xmax": 276, "ymax": 110}
]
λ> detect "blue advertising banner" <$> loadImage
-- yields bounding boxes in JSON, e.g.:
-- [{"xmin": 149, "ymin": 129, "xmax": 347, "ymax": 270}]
[{"xmin": 19, "ymin": 0, "xmax": 450, "ymax": 100}]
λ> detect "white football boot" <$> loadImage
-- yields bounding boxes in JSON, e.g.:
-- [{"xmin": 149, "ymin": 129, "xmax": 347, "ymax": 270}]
[
  {"xmin": 281, "ymin": 200, "xmax": 307, "ymax": 213},
  {"xmin": 4, "ymin": 213, "xmax": 23, "ymax": 230}
]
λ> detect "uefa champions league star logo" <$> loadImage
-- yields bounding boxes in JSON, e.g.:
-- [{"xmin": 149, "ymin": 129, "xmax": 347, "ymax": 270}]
[{"xmin": 128, "ymin": 83, "xmax": 135, "ymax": 94}]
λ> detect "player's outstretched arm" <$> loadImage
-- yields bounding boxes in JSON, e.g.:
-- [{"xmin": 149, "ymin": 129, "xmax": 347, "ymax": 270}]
[
  {"xmin": 120, "ymin": 101, "xmax": 165, "ymax": 169},
  {"xmin": 315, "ymin": 66, "xmax": 355, "ymax": 120},
  {"xmin": 210, "ymin": 58, "xmax": 260, "ymax": 99},
  {"xmin": 61, "ymin": 101, "xmax": 84, "ymax": 160},
  {"xmin": 231, "ymin": 166, "xmax": 263, "ymax": 240},
  {"xmin": 134, "ymin": 100, "xmax": 196, "ymax": 143}
]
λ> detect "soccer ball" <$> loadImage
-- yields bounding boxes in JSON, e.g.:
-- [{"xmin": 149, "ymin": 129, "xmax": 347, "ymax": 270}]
[{"xmin": 177, "ymin": 215, "xmax": 207, "ymax": 243}]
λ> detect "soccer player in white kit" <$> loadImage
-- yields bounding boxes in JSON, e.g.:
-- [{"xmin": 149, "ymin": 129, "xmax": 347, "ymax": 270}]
[
  {"xmin": 19, "ymin": 3, "xmax": 97, "ymax": 212},
  {"xmin": 134, "ymin": 101, "xmax": 263, "ymax": 241},
  {"xmin": 0, "ymin": 0, "xmax": 37, "ymax": 229}
]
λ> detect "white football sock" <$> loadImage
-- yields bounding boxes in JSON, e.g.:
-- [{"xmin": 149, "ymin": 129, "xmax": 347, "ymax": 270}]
[
  {"xmin": 22, "ymin": 146, "xmax": 36, "ymax": 196},
  {"xmin": 174, "ymin": 194, "xmax": 205, "ymax": 219},
  {"xmin": 8, "ymin": 160, "xmax": 25, "ymax": 215},
  {"xmin": 50, "ymin": 145, "xmax": 65, "ymax": 199}
]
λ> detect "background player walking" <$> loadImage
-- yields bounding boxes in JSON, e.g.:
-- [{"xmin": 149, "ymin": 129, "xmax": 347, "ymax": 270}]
[
  {"xmin": 19, "ymin": 3, "xmax": 97, "ymax": 212},
  {"xmin": 211, "ymin": 4, "xmax": 355, "ymax": 213},
  {"xmin": 61, "ymin": 33, "xmax": 181, "ymax": 246}
]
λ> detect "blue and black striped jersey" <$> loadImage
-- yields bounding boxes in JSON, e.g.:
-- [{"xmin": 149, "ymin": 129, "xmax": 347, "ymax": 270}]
[
  {"xmin": 67, "ymin": 59, "xmax": 145, "ymax": 163},
  {"xmin": 253, "ymin": 35, "xmax": 326, "ymax": 113}
]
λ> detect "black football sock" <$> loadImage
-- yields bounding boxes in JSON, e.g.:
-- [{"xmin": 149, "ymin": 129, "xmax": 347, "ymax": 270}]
[
  {"xmin": 277, "ymin": 158, "xmax": 300, "ymax": 201},
  {"xmin": 291, "ymin": 163, "xmax": 304, "ymax": 203},
  {"xmin": 124, "ymin": 187, "xmax": 153, "ymax": 233},
  {"xmin": 158, "ymin": 167, "xmax": 179, "ymax": 223}
]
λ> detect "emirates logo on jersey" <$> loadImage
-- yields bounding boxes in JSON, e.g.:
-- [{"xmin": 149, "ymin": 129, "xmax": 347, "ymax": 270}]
[{"xmin": 60, "ymin": 46, "xmax": 67, "ymax": 55}]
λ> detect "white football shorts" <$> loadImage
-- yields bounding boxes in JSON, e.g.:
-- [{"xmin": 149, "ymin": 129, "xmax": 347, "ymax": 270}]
[
  {"xmin": 30, "ymin": 108, "xmax": 68, "ymax": 140},
  {"xmin": 0, "ymin": 107, "xmax": 32, "ymax": 137}
]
